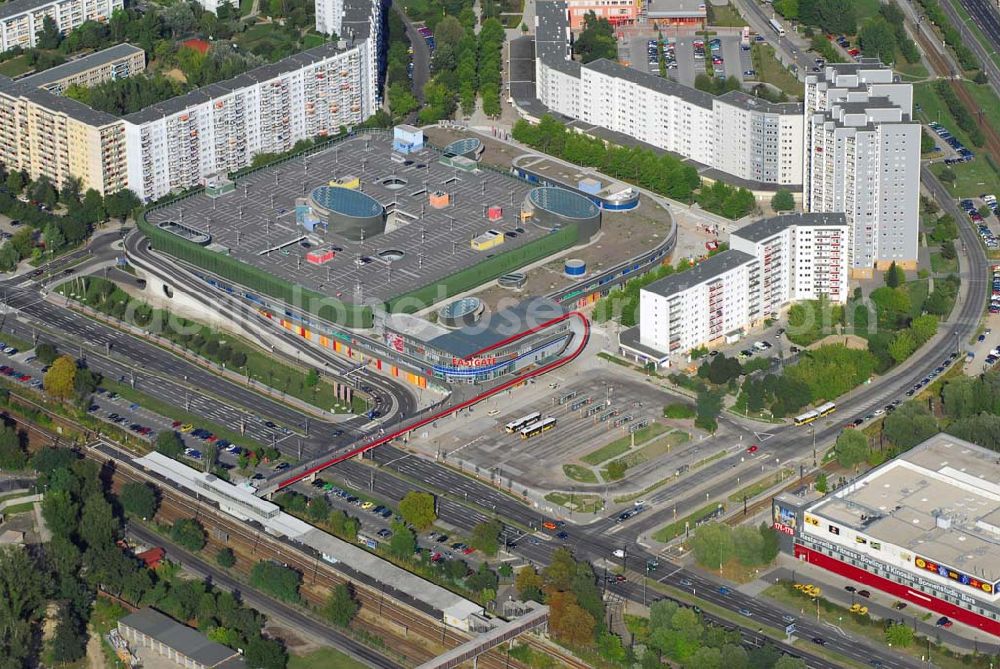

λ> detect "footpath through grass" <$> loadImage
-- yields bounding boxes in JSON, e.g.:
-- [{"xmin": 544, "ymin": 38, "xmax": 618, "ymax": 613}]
[
  {"xmin": 581, "ymin": 422, "xmax": 670, "ymax": 465},
  {"xmin": 652, "ymin": 501, "xmax": 723, "ymax": 542}
]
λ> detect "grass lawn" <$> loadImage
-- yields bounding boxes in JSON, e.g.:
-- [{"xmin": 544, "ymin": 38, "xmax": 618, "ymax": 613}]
[
  {"xmin": 963, "ymin": 81, "xmax": 1000, "ymax": 141},
  {"xmin": 580, "ymin": 422, "xmax": 670, "ymax": 465},
  {"xmin": 606, "ymin": 430, "xmax": 689, "ymax": 469},
  {"xmin": 913, "ymin": 82, "xmax": 977, "ymax": 148},
  {"xmin": 895, "ymin": 59, "xmax": 928, "ymax": 79},
  {"xmin": 301, "ymin": 32, "xmax": 326, "ymax": 49},
  {"xmin": 708, "ymin": 3, "xmax": 746, "ymax": 27},
  {"xmin": 288, "ymin": 648, "xmax": 370, "ymax": 669},
  {"xmin": 0, "ymin": 56, "xmax": 32, "ymax": 77},
  {"xmin": 544, "ymin": 491, "xmax": 603, "ymax": 513},
  {"xmin": 853, "ymin": 0, "xmax": 881, "ymax": 19},
  {"xmin": 930, "ymin": 252, "xmax": 958, "ymax": 274},
  {"xmin": 1, "ymin": 501, "xmax": 35, "ymax": 514},
  {"xmin": 727, "ymin": 468, "xmax": 793, "ymax": 503},
  {"xmin": 562, "ymin": 463, "xmax": 598, "ymax": 483},
  {"xmin": 929, "ymin": 160, "xmax": 1000, "ymax": 199},
  {"xmin": 652, "ymin": 501, "xmax": 723, "ymax": 542},
  {"xmin": 238, "ymin": 0, "xmax": 254, "ymax": 15},
  {"xmin": 751, "ymin": 44, "xmax": 803, "ymax": 98},
  {"xmin": 904, "ymin": 279, "xmax": 929, "ymax": 317}
]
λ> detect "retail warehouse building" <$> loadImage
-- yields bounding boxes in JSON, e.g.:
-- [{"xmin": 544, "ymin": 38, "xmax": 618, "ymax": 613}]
[{"xmin": 772, "ymin": 434, "xmax": 1000, "ymax": 637}]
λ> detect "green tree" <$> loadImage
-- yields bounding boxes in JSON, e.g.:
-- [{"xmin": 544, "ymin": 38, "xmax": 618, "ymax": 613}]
[
  {"xmin": 470, "ymin": 519, "xmax": 502, "ymax": 556},
  {"xmin": 516, "ymin": 565, "xmax": 544, "ymax": 602},
  {"xmin": 883, "ymin": 261, "xmax": 904, "ymax": 288},
  {"xmin": 155, "ymin": 431, "xmax": 185, "ymax": 458},
  {"xmin": 388, "ymin": 522, "xmax": 416, "ymax": 559},
  {"xmin": 884, "ymin": 623, "xmax": 914, "ymax": 647},
  {"xmin": 0, "ymin": 425, "xmax": 26, "ymax": 471},
  {"xmin": 50, "ymin": 608, "xmax": 87, "ymax": 662},
  {"xmin": 815, "ymin": 472, "xmax": 828, "ymax": 493},
  {"xmin": 691, "ymin": 522, "xmax": 735, "ymax": 568},
  {"xmin": 43, "ymin": 355, "xmax": 78, "ymax": 400},
  {"xmin": 771, "ymin": 189, "xmax": 795, "ymax": 211},
  {"xmin": 0, "ymin": 546, "xmax": 48, "ymax": 666},
  {"xmin": 42, "ymin": 489, "xmax": 79, "ymax": 538},
  {"xmin": 35, "ymin": 15, "xmax": 62, "ymax": 49},
  {"xmin": 910, "ymin": 314, "xmax": 938, "ymax": 346},
  {"xmin": 323, "ymin": 583, "xmax": 359, "ymax": 627},
  {"xmin": 171, "ymin": 517, "xmax": 207, "ymax": 551},
  {"xmin": 574, "ymin": 11, "xmax": 617, "ymax": 63},
  {"xmin": 399, "ymin": 491, "xmax": 436, "ymax": 530},
  {"xmin": 119, "ymin": 482, "xmax": 157, "ymax": 519},
  {"xmin": 774, "ymin": 657, "xmax": 808, "ymax": 669},
  {"xmin": 216, "ymin": 547, "xmax": 236, "ymax": 568},
  {"xmin": 34, "ymin": 343, "xmax": 59, "ymax": 365},
  {"xmin": 5, "ymin": 171, "xmax": 24, "ymax": 195},
  {"xmin": 883, "ymin": 402, "xmax": 939, "ymax": 449},
  {"xmin": 250, "ymin": 560, "xmax": 301, "ymax": 603},
  {"xmin": 858, "ymin": 16, "xmax": 897, "ymax": 65},
  {"xmin": 836, "ymin": 429, "xmax": 868, "ymax": 469},
  {"xmin": 244, "ymin": 635, "xmax": 288, "ymax": 669},
  {"xmin": 888, "ymin": 330, "xmax": 916, "ymax": 363}
]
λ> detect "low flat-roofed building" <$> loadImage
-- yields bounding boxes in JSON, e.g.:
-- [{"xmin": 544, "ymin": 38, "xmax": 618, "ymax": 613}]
[
  {"xmin": 643, "ymin": 0, "xmax": 706, "ymax": 24},
  {"xmin": 118, "ymin": 607, "xmax": 246, "ymax": 669},
  {"xmin": 774, "ymin": 433, "xmax": 1000, "ymax": 637},
  {"xmin": 18, "ymin": 44, "xmax": 145, "ymax": 95}
]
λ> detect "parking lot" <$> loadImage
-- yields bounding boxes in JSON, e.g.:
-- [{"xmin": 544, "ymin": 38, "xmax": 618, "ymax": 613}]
[
  {"xmin": 622, "ymin": 34, "xmax": 753, "ymax": 87},
  {"xmin": 409, "ymin": 371, "xmax": 707, "ymax": 492},
  {"xmin": 960, "ymin": 195, "xmax": 999, "ymax": 251},
  {"xmin": 145, "ymin": 132, "xmax": 542, "ymax": 306},
  {"xmin": 929, "ymin": 120, "xmax": 976, "ymax": 165}
]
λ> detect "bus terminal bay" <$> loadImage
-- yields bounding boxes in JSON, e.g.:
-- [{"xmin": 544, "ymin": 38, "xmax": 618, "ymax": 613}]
[{"xmin": 404, "ymin": 367, "xmax": 751, "ymax": 507}]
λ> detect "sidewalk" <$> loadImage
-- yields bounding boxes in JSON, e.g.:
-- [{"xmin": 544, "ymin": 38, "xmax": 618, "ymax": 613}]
[{"xmin": 756, "ymin": 555, "xmax": 1000, "ymax": 656}]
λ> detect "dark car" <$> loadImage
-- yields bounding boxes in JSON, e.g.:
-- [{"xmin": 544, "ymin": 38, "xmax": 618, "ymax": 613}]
[
  {"xmin": 556, "ymin": 530, "xmax": 569, "ymax": 540},
  {"xmin": 893, "ymin": 601, "xmax": 907, "ymax": 610},
  {"xmin": 265, "ymin": 421, "xmax": 278, "ymax": 429},
  {"xmin": 936, "ymin": 616, "xmax": 953, "ymax": 628},
  {"xmin": 857, "ymin": 590, "xmax": 871, "ymax": 598},
  {"xmin": 844, "ymin": 585, "xmax": 856, "ymax": 593},
  {"xmin": 812, "ymin": 637, "xmax": 826, "ymax": 646}
]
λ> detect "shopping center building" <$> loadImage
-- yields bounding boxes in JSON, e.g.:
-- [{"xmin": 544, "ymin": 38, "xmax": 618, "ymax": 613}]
[{"xmin": 772, "ymin": 434, "xmax": 1000, "ymax": 637}]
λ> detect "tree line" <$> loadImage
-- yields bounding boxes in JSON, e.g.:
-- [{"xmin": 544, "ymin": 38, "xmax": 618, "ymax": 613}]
[
  {"xmin": 513, "ymin": 116, "xmax": 757, "ymax": 219},
  {"xmin": 0, "ymin": 447, "xmax": 288, "ymax": 668},
  {"xmin": 0, "ymin": 166, "xmax": 139, "ymax": 271}
]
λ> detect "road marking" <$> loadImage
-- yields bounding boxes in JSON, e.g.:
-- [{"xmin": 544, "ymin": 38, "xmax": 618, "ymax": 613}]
[{"xmin": 753, "ymin": 431, "xmax": 775, "ymax": 441}]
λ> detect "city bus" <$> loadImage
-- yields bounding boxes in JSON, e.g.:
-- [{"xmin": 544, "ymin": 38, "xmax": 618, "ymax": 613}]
[
  {"xmin": 520, "ymin": 417, "xmax": 557, "ymax": 439},
  {"xmin": 505, "ymin": 412, "xmax": 541, "ymax": 433},
  {"xmin": 793, "ymin": 409, "xmax": 820, "ymax": 426},
  {"xmin": 815, "ymin": 401, "xmax": 837, "ymax": 417},
  {"xmin": 769, "ymin": 18, "xmax": 785, "ymax": 37}
]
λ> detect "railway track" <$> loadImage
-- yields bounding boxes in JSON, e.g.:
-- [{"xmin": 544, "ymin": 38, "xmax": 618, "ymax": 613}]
[
  {"xmin": 104, "ymin": 453, "xmax": 591, "ymax": 669},
  {"xmin": 0, "ymin": 387, "xmax": 589, "ymax": 668},
  {"xmin": 913, "ymin": 16, "xmax": 1000, "ymax": 160}
]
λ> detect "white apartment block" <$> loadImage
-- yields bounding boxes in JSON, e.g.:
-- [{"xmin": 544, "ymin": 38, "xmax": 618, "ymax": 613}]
[
  {"xmin": 192, "ymin": 0, "xmax": 234, "ymax": 15},
  {"xmin": 315, "ymin": 0, "xmax": 343, "ymax": 38},
  {"xmin": 535, "ymin": 1, "xmax": 803, "ymax": 187},
  {"xmin": 619, "ymin": 213, "xmax": 848, "ymax": 365},
  {"xmin": 124, "ymin": 42, "xmax": 371, "ymax": 201},
  {"xmin": 804, "ymin": 62, "xmax": 919, "ymax": 276},
  {"xmin": 0, "ymin": 76, "xmax": 127, "ymax": 195},
  {"xmin": 0, "ymin": 0, "xmax": 123, "ymax": 51}
]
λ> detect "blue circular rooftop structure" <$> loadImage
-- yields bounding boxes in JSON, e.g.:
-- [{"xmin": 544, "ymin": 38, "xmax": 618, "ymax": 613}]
[
  {"xmin": 526, "ymin": 187, "xmax": 602, "ymax": 242},
  {"xmin": 309, "ymin": 185, "xmax": 385, "ymax": 241},
  {"xmin": 443, "ymin": 137, "xmax": 483, "ymax": 160},
  {"xmin": 528, "ymin": 187, "xmax": 600, "ymax": 220},
  {"xmin": 438, "ymin": 296, "xmax": 485, "ymax": 328}
]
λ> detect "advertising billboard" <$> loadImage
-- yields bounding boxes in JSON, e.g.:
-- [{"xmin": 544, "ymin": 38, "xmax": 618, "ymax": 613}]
[{"xmin": 914, "ymin": 555, "xmax": 997, "ymax": 594}]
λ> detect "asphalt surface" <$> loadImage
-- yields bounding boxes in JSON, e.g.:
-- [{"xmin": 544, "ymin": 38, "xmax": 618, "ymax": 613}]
[
  {"xmin": 125, "ymin": 522, "xmax": 401, "ymax": 669},
  {"xmin": 396, "ymin": 4, "xmax": 431, "ymax": 103}
]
